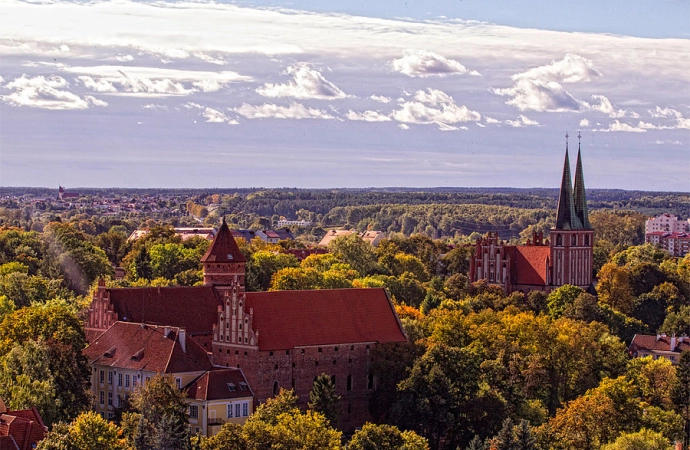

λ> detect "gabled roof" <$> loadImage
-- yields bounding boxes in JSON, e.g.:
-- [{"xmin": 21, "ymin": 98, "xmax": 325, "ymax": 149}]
[
  {"xmin": 629, "ymin": 334, "xmax": 690, "ymax": 354},
  {"xmin": 0, "ymin": 407, "xmax": 46, "ymax": 450},
  {"xmin": 106, "ymin": 286, "xmax": 220, "ymax": 334},
  {"xmin": 186, "ymin": 368, "xmax": 253, "ymax": 401},
  {"xmin": 201, "ymin": 219, "xmax": 246, "ymax": 263},
  {"xmin": 245, "ymin": 288, "xmax": 407, "ymax": 350},
  {"xmin": 504, "ymin": 245, "xmax": 550, "ymax": 286},
  {"xmin": 84, "ymin": 322, "xmax": 212, "ymax": 373},
  {"xmin": 318, "ymin": 230, "xmax": 354, "ymax": 247}
]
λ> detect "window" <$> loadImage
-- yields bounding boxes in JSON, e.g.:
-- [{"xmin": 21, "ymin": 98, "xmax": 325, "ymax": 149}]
[
  {"xmin": 175, "ymin": 378, "xmax": 182, "ymax": 389},
  {"xmin": 347, "ymin": 375, "xmax": 352, "ymax": 391},
  {"xmin": 100, "ymin": 370, "xmax": 104, "ymax": 384},
  {"xmin": 368, "ymin": 373, "xmax": 374, "ymax": 390},
  {"xmin": 99, "ymin": 391, "xmax": 104, "ymax": 405},
  {"xmin": 118, "ymin": 373, "xmax": 123, "ymax": 387},
  {"xmin": 117, "ymin": 396, "xmax": 122, "ymax": 408},
  {"xmin": 235, "ymin": 403, "xmax": 241, "ymax": 418},
  {"xmin": 273, "ymin": 381, "xmax": 279, "ymax": 396},
  {"xmin": 125, "ymin": 374, "xmax": 130, "ymax": 388},
  {"xmin": 108, "ymin": 392, "xmax": 113, "ymax": 406},
  {"xmin": 108, "ymin": 412, "xmax": 114, "ymax": 419},
  {"xmin": 189, "ymin": 405, "xmax": 199, "ymax": 418},
  {"xmin": 585, "ymin": 235, "xmax": 590, "ymax": 245},
  {"xmin": 227, "ymin": 404, "xmax": 233, "ymax": 418},
  {"xmin": 571, "ymin": 235, "xmax": 577, "ymax": 246},
  {"xmin": 227, "ymin": 383, "xmax": 236, "ymax": 392},
  {"xmin": 108, "ymin": 371, "xmax": 113, "ymax": 384},
  {"xmin": 556, "ymin": 234, "xmax": 562, "ymax": 246},
  {"xmin": 242, "ymin": 402, "xmax": 249, "ymax": 417}
]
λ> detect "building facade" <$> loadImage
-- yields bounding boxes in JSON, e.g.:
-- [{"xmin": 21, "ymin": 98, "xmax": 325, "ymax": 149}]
[
  {"xmin": 470, "ymin": 137, "xmax": 594, "ymax": 293},
  {"xmin": 645, "ymin": 214, "xmax": 690, "ymax": 234},
  {"xmin": 629, "ymin": 334, "xmax": 690, "ymax": 365}
]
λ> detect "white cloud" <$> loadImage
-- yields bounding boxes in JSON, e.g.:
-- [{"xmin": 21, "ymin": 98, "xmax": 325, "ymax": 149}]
[
  {"xmin": 142, "ymin": 103, "xmax": 168, "ymax": 111},
  {"xmin": 115, "ymin": 54, "xmax": 134, "ymax": 62},
  {"xmin": 234, "ymin": 102, "xmax": 334, "ymax": 120},
  {"xmin": 505, "ymin": 115, "xmax": 539, "ymax": 127},
  {"xmin": 76, "ymin": 76, "xmax": 118, "ymax": 93},
  {"xmin": 580, "ymin": 118, "xmax": 590, "ymax": 127},
  {"xmin": 1, "ymin": 74, "xmax": 92, "ymax": 110},
  {"xmin": 398, "ymin": 124, "xmax": 410, "ymax": 130},
  {"xmin": 392, "ymin": 50, "xmax": 479, "ymax": 77},
  {"xmin": 370, "ymin": 95, "xmax": 391, "ymax": 103},
  {"xmin": 195, "ymin": 53, "xmax": 226, "ymax": 65},
  {"xmin": 596, "ymin": 120, "xmax": 647, "ymax": 133},
  {"xmin": 192, "ymin": 79, "xmax": 225, "ymax": 93},
  {"xmin": 654, "ymin": 140, "xmax": 683, "ymax": 145},
  {"xmin": 649, "ymin": 106, "xmax": 690, "ymax": 129},
  {"xmin": 392, "ymin": 88, "xmax": 481, "ymax": 129},
  {"xmin": 59, "ymin": 44, "xmax": 69, "ymax": 52},
  {"xmin": 492, "ymin": 54, "xmax": 599, "ymax": 112},
  {"xmin": 84, "ymin": 95, "xmax": 108, "ymax": 107},
  {"xmin": 184, "ymin": 102, "xmax": 238, "ymax": 124},
  {"xmin": 485, "ymin": 117, "xmax": 500, "ymax": 124},
  {"xmin": 256, "ymin": 64, "xmax": 347, "ymax": 100},
  {"xmin": 346, "ymin": 110, "xmax": 391, "ymax": 122}
]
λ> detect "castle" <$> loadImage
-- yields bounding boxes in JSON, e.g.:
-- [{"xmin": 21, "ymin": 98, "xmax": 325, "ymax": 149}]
[
  {"xmin": 85, "ymin": 221, "xmax": 407, "ymax": 431},
  {"xmin": 469, "ymin": 135, "xmax": 594, "ymax": 293}
]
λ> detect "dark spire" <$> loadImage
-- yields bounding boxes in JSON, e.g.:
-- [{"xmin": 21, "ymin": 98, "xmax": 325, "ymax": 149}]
[
  {"xmin": 201, "ymin": 218, "xmax": 246, "ymax": 263},
  {"xmin": 555, "ymin": 133, "xmax": 583, "ymax": 230},
  {"xmin": 573, "ymin": 132, "xmax": 591, "ymax": 229}
]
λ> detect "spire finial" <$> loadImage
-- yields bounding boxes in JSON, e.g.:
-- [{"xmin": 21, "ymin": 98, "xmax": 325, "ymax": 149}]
[
  {"xmin": 565, "ymin": 132, "xmax": 569, "ymax": 150},
  {"xmin": 578, "ymin": 131, "xmax": 581, "ymax": 147}
]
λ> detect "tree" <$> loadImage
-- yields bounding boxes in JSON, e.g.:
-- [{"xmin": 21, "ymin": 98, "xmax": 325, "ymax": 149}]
[
  {"xmin": 269, "ymin": 267, "xmax": 322, "ymax": 291},
  {"xmin": 308, "ymin": 373, "xmax": 341, "ymax": 427},
  {"xmin": 328, "ymin": 233, "xmax": 377, "ymax": 276},
  {"xmin": 246, "ymin": 251, "xmax": 299, "ymax": 291},
  {"xmin": 546, "ymin": 285, "xmax": 585, "ymax": 318},
  {"xmin": 200, "ymin": 423, "xmax": 248, "ymax": 450},
  {"xmin": 597, "ymin": 263, "xmax": 635, "ymax": 314},
  {"xmin": 349, "ymin": 423, "xmax": 429, "ymax": 450},
  {"xmin": 130, "ymin": 375, "xmax": 191, "ymax": 450},
  {"xmin": 671, "ymin": 351, "xmax": 690, "ymax": 448},
  {"xmin": 600, "ymin": 429, "xmax": 672, "ymax": 450}
]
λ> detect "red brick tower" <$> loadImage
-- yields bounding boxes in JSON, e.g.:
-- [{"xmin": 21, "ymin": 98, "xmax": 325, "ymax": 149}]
[
  {"xmin": 201, "ymin": 218, "xmax": 247, "ymax": 290},
  {"xmin": 550, "ymin": 133, "xmax": 594, "ymax": 289}
]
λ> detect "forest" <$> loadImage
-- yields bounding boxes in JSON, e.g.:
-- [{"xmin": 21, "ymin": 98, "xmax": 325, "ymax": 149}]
[{"xmin": 0, "ymin": 189, "xmax": 688, "ymax": 449}]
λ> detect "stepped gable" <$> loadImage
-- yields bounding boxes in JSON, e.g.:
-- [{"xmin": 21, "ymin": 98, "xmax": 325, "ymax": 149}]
[
  {"xmin": 504, "ymin": 246, "xmax": 550, "ymax": 286},
  {"xmin": 245, "ymin": 288, "xmax": 407, "ymax": 351},
  {"xmin": 573, "ymin": 146, "xmax": 591, "ymax": 229},
  {"xmin": 554, "ymin": 144, "xmax": 583, "ymax": 230},
  {"xmin": 84, "ymin": 322, "xmax": 212, "ymax": 373},
  {"xmin": 107, "ymin": 286, "xmax": 220, "ymax": 334},
  {"xmin": 186, "ymin": 369, "xmax": 253, "ymax": 401},
  {"xmin": 201, "ymin": 219, "xmax": 246, "ymax": 264}
]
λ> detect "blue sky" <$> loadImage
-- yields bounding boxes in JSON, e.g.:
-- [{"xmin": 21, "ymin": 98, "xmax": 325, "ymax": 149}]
[{"xmin": 0, "ymin": 0, "xmax": 688, "ymax": 190}]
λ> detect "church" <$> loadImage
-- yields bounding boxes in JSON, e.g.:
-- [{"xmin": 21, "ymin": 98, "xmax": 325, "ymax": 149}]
[
  {"xmin": 469, "ymin": 135, "xmax": 594, "ymax": 293},
  {"xmin": 85, "ymin": 220, "xmax": 407, "ymax": 431}
]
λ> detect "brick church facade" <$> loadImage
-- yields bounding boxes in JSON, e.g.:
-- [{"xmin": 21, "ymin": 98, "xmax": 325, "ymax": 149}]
[
  {"xmin": 470, "ymin": 136, "xmax": 594, "ymax": 294},
  {"xmin": 85, "ymin": 221, "xmax": 407, "ymax": 431}
]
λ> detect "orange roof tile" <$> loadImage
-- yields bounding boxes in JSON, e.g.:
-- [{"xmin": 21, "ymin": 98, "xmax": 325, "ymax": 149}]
[
  {"xmin": 201, "ymin": 220, "xmax": 246, "ymax": 263},
  {"xmin": 186, "ymin": 369, "xmax": 253, "ymax": 401},
  {"xmin": 504, "ymin": 245, "xmax": 550, "ymax": 286}
]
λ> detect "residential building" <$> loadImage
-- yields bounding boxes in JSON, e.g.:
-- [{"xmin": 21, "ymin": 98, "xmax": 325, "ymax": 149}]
[
  {"xmin": 83, "ymin": 322, "xmax": 212, "ymax": 421},
  {"xmin": 128, "ymin": 227, "xmax": 217, "ymax": 242},
  {"xmin": 85, "ymin": 220, "xmax": 407, "ymax": 431},
  {"xmin": 629, "ymin": 334, "xmax": 690, "ymax": 365},
  {"xmin": 276, "ymin": 219, "xmax": 313, "ymax": 228},
  {"xmin": 645, "ymin": 214, "xmax": 690, "ymax": 234},
  {"xmin": 318, "ymin": 230, "xmax": 354, "ymax": 247},
  {"xmin": 318, "ymin": 230, "xmax": 386, "ymax": 247},
  {"xmin": 185, "ymin": 369, "xmax": 254, "ymax": 436},
  {"xmin": 646, "ymin": 231, "xmax": 690, "ymax": 257},
  {"xmin": 0, "ymin": 398, "xmax": 47, "ymax": 450},
  {"xmin": 470, "ymin": 135, "xmax": 594, "ymax": 294}
]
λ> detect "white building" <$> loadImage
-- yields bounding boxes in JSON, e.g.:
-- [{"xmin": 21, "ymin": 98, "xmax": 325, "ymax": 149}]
[{"xmin": 645, "ymin": 214, "xmax": 690, "ymax": 234}]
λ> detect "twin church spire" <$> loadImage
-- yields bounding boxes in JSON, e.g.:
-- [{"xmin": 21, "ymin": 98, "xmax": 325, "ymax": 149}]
[{"xmin": 555, "ymin": 132, "xmax": 591, "ymax": 230}]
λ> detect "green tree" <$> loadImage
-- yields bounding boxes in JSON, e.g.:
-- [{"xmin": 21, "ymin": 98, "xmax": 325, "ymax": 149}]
[
  {"xmin": 671, "ymin": 351, "xmax": 690, "ymax": 448},
  {"xmin": 130, "ymin": 375, "xmax": 191, "ymax": 450},
  {"xmin": 308, "ymin": 373, "xmax": 341, "ymax": 427},
  {"xmin": 349, "ymin": 423, "xmax": 429, "ymax": 450},
  {"xmin": 246, "ymin": 250, "xmax": 299, "ymax": 291},
  {"xmin": 199, "ymin": 423, "xmax": 248, "ymax": 450},
  {"xmin": 546, "ymin": 285, "xmax": 585, "ymax": 318},
  {"xmin": 328, "ymin": 233, "xmax": 377, "ymax": 276},
  {"xmin": 37, "ymin": 410, "xmax": 125, "ymax": 450},
  {"xmin": 600, "ymin": 429, "xmax": 672, "ymax": 450}
]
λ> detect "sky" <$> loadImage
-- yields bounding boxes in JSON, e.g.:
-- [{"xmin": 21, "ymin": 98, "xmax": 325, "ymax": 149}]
[{"xmin": 0, "ymin": 0, "xmax": 689, "ymax": 191}]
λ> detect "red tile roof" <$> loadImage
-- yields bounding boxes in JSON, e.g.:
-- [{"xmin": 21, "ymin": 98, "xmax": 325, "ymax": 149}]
[
  {"xmin": 186, "ymin": 369, "xmax": 253, "ymax": 401},
  {"xmin": 201, "ymin": 220, "xmax": 246, "ymax": 263},
  {"xmin": 106, "ymin": 286, "xmax": 220, "ymax": 334},
  {"xmin": 629, "ymin": 334, "xmax": 690, "ymax": 354},
  {"xmin": 0, "ymin": 407, "xmax": 46, "ymax": 450},
  {"xmin": 0, "ymin": 436, "xmax": 20, "ymax": 450},
  {"xmin": 84, "ymin": 322, "xmax": 212, "ymax": 374},
  {"xmin": 246, "ymin": 288, "xmax": 407, "ymax": 351},
  {"xmin": 505, "ymin": 245, "xmax": 550, "ymax": 286}
]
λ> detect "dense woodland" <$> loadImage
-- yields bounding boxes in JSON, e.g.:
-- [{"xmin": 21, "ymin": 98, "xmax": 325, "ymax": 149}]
[{"xmin": 0, "ymin": 188, "xmax": 688, "ymax": 449}]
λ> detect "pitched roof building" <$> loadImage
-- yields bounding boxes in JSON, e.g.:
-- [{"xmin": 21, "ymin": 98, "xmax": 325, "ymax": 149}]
[
  {"xmin": 0, "ymin": 399, "xmax": 47, "ymax": 450},
  {"xmin": 470, "ymin": 134, "xmax": 594, "ymax": 293},
  {"xmin": 629, "ymin": 334, "xmax": 690, "ymax": 365},
  {"xmin": 86, "ymin": 219, "xmax": 407, "ymax": 432}
]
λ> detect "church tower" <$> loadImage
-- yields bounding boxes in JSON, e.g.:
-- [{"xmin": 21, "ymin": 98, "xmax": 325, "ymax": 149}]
[{"xmin": 550, "ymin": 133, "xmax": 594, "ymax": 289}]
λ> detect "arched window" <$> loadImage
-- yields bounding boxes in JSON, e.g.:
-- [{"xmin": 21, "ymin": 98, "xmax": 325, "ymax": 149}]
[
  {"xmin": 585, "ymin": 235, "xmax": 590, "ymax": 246},
  {"xmin": 331, "ymin": 375, "xmax": 336, "ymax": 387},
  {"xmin": 368, "ymin": 373, "xmax": 374, "ymax": 390},
  {"xmin": 571, "ymin": 235, "xmax": 577, "ymax": 246},
  {"xmin": 347, "ymin": 375, "xmax": 352, "ymax": 391},
  {"xmin": 273, "ymin": 381, "xmax": 279, "ymax": 396},
  {"xmin": 556, "ymin": 234, "xmax": 562, "ymax": 246}
]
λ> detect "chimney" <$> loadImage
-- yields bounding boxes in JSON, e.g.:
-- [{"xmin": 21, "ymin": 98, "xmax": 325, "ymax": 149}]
[
  {"xmin": 670, "ymin": 334, "xmax": 677, "ymax": 351},
  {"xmin": 178, "ymin": 329, "xmax": 186, "ymax": 353},
  {"xmin": 163, "ymin": 326, "xmax": 171, "ymax": 338}
]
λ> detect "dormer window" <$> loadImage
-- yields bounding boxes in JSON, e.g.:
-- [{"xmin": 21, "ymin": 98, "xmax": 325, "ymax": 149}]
[
  {"xmin": 227, "ymin": 383, "xmax": 236, "ymax": 392},
  {"xmin": 227, "ymin": 254, "xmax": 233, "ymax": 260}
]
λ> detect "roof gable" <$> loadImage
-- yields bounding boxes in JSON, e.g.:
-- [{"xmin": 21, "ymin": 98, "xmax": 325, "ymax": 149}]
[
  {"xmin": 246, "ymin": 288, "xmax": 407, "ymax": 350},
  {"xmin": 186, "ymin": 369, "xmax": 253, "ymax": 401},
  {"xmin": 201, "ymin": 220, "xmax": 246, "ymax": 263},
  {"xmin": 509, "ymin": 246, "xmax": 550, "ymax": 286}
]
